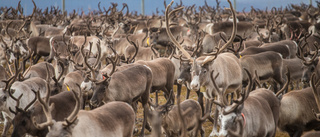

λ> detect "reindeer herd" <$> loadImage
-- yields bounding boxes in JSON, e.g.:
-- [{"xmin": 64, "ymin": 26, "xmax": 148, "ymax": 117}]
[{"xmin": 2, "ymin": 0, "xmax": 320, "ymax": 136}]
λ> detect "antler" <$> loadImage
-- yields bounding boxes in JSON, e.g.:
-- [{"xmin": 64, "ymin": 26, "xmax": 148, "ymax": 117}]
[
  {"xmin": 81, "ymin": 36, "xmax": 101, "ymax": 82},
  {"xmin": 227, "ymin": 116, "xmax": 244, "ymax": 137},
  {"xmin": 275, "ymin": 67, "xmax": 290, "ymax": 97},
  {"xmin": 165, "ymin": 1, "xmax": 193, "ymax": 62},
  {"xmin": 126, "ymin": 35, "xmax": 139, "ymax": 63},
  {"xmin": 201, "ymin": 0, "xmax": 237, "ymax": 66},
  {"xmin": 32, "ymin": 64, "xmax": 54, "ymax": 129},
  {"xmin": 30, "ymin": 0, "xmax": 37, "ymax": 18},
  {"xmin": 8, "ymin": 93, "xmax": 23, "ymax": 115},
  {"xmin": 5, "ymin": 21, "xmax": 14, "ymax": 42},
  {"xmin": 32, "ymin": 88, "xmax": 54, "ymax": 129},
  {"xmin": 223, "ymin": 68, "xmax": 252, "ymax": 115},
  {"xmin": 24, "ymin": 89, "xmax": 37, "ymax": 111},
  {"xmin": 297, "ymin": 41, "xmax": 319, "ymax": 66},
  {"xmin": 62, "ymin": 84, "xmax": 82, "ymax": 127},
  {"xmin": 210, "ymin": 70, "xmax": 227, "ymax": 107}
]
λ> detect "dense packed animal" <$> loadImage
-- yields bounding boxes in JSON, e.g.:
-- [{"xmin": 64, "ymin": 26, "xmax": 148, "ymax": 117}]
[{"xmin": 1, "ymin": 0, "xmax": 320, "ymax": 137}]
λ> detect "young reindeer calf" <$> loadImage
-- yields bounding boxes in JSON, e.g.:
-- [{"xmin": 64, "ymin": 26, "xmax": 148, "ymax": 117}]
[{"xmin": 152, "ymin": 91, "xmax": 204, "ymax": 137}]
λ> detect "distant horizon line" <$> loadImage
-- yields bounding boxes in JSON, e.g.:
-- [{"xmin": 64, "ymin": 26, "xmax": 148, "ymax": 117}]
[{"xmin": 0, "ymin": 0, "xmax": 316, "ymax": 16}]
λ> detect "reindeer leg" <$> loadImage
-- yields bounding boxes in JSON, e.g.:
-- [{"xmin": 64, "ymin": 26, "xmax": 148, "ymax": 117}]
[
  {"xmin": 292, "ymin": 129, "xmax": 303, "ymax": 137},
  {"xmin": 177, "ymin": 84, "xmax": 182, "ymax": 98},
  {"xmin": 33, "ymin": 54, "xmax": 41, "ymax": 64},
  {"xmin": 210, "ymin": 106, "xmax": 219, "ymax": 137},
  {"xmin": 205, "ymin": 98, "xmax": 215, "ymax": 123},
  {"xmin": 140, "ymin": 104, "xmax": 149, "ymax": 137},
  {"xmin": 295, "ymin": 81, "xmax": 300, "ymax": 90},
  {"xmin": 155, "ymin": 91, "xmax": 159, "ymax": 106},
  {"xmin": 185, "ymin": 88, "xmax": 190, "ymax": 99},
  {"xmin": 200, "ymin": 125, "xmax": 205, "ymax": 137},
  {"xmin": 196, "ymin": 90, "xmax": 205, "ymax": 117}
]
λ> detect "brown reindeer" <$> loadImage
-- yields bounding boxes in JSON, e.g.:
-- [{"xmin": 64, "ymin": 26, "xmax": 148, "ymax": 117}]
[
  {"xmin": 34, "ymin": 85, "xmax": 135, "ymax": 137},
  {"xmin": 211, "ymin": 68, "xmax": 286, "ymax": 137}
]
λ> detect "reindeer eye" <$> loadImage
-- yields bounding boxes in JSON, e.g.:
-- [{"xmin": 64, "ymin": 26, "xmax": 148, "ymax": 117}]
[{"xmin": 203, "ymin": 70, "xmax": 207, "ymax": 74}]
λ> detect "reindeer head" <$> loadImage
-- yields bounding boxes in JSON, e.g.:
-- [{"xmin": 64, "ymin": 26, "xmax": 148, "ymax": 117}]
[
  {"xmin": 35, "ymin": 82, "xmax": 81, "ymax": 137},
  {"xmin": 88, "ymin": 57, "xmax": 115, "ymax": 108},
  {"xmin": 11, "ymin": 89, "xmax": 40, "ymax": 137},
  {"xmin": 190, "ymin": 56, "xmax": 209, "ymax": 91},
  {"xmin": 298, "ymin": 40, "xmax": 319, "ymax": 83},
  {"xmin": 148, "ymin": 27, "xmax": 162, "ymax": 47},
  {"xmin": 211, "ymin": 69, "xmax": 252, "ymax": 137},
  {"xmin": 177, "ymin": 58, "xmax": 192, "ymax": 85}
]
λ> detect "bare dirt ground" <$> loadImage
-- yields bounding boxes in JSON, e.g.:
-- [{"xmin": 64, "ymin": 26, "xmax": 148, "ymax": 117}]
[{"xmin": 0, "ymin": 85, "xmax": 291, "ymax": 137}]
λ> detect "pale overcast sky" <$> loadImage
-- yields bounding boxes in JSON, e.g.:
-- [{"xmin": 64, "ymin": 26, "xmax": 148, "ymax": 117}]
[{"xmin": 0, "ymin": 0, "xmax": 316, "ymax": 15}]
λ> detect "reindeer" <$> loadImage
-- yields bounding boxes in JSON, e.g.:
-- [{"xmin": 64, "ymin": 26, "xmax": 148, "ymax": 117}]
[
  {"xmin": 201, "ymin": 32, "xmax": 227, "ymax": 54},
  {"xmin": 300, "ymin": 72, "xmax": 320, "ymax": 137},
  {"xmin": 298, "ymin": 41, "xmax": 319, "ymax": 86},
  {"xmin": 148, "ymin": 21, "xmax": 189, "ymax": 50},
  {"xmin": 124, "ymin": 34, "xmax": 158, "ymax": 62},
  {"xmin": 211, "ymin": 69, "xmax": 284, "ymax": 137},
  {"xmin": 239, "ymin": 40, "xmax": 297, "ymax": 59},
  {"xmin": 89, "ymin": 64, "xmax": 153, "ymax": 136},
  {"xmin": 11, "ymin": 79, "xmax": 82, "ymax": 137},
  {"xmin": 23, "ymin": 62, "xmax": 56, "ymax": 80},
  {"xmin": 167, "ymin": 0, "xmax": 240, "ymax": 99},
  {"xmin": 22, "ymin": 62, "xmax": 64, "ymax": 95},
  {"xmin": 277, "ymin": 73, "xmax": 320, "ymax": 137},
  {"xmin": 135, "ymin": 57, "xmax": 176, "ymax": 100},
  {"xmin": 208, "ymin": 21, "xmax": 254, "ymax": 38},
  {"xmin": 240, "ymin": 51, "xmax": 284, "ymax": 92},
  {"xmin": 3, "ymin": 21, "xmax": 29, "ymax": 57},
  {"xmin": 0, "ymin": 25, "xmax": 28, "ymax": 65},
  {"xmin": 166, "ymin": 1, "xmax": 241, "ymax": 135},
  {"xmin": 260, "ymin": 40, "xmax": 298, "ymax": 58},
  {"xmin": 153, "ymin": 91, "xmax": 204, "ymax": 137},
  {"xmin": 34, "ymin": 85, "xmax": 135, "ymax": 137},
  {"xmin": 44, "ymin": 26, "xmax": 68, "ymax": 37},
  {"xmin": 0, "ymin": 65, "xmax": 49, "ymax": 137},
  {"xmin": 69, "ymin": 35, "xmax": 108, "ymax": 60},
  {"xmin": 26, "ymin": 36, "xmax": 53, "ymax": 63},
  {"xmin": 282, "ymin": 58, "xmax": 305, "ymax": 89}
]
